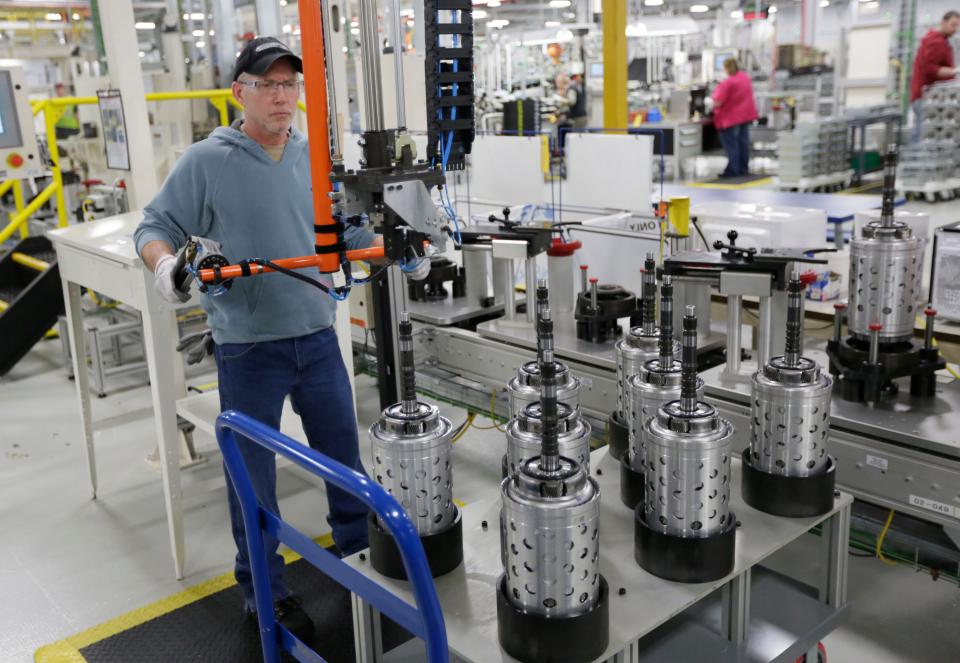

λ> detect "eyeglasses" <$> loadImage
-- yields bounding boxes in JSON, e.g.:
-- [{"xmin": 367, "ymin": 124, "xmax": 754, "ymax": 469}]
[{"xmin": 238, "ymin": 79, "xmax": 305, "ymax": 95}]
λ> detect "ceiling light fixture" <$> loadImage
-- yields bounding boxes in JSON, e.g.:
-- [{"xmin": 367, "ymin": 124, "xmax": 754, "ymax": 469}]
[
  {"xmin": 545, "ymin": 20, "xmax": 560, "ymax": 26},
  {"xmin": 487, "ymin": 18, "xmax": 510, "ymax": 28},
  {"xmin": 768, "ymin": 5, "xmax": 778, "ymax": 13},
  {"xmin": 473, "ymin": 9, "xmax": 488, "ymax": 18},
  {"xmin": 190, "ymin": 12, "xmax": 205, "ymax": 20},
  {"xmin": 72, "ymin": 12, "xmax": 80, "ymax": 20},
  {"xmin": 192, "ymin": 29, "xmax": 205, "ymax": 36},
  {"xmin": 819, "ymin": 0, "xmax": 829, "ymax": 6},
  {"xmin": 196, "ymin": 40, "xmax": 206, "ymax": 48},
  {"xmin": 45, "ymin": 13, "xmax": 62, "ymax": 21},
  {"xmin": 644, "ymin": 0, "xmax": 664, "ymax": 6},
  {"xmin": 135, "ymin": 21, "xmax": 156, "ymax": 30},
  {"xmin": 690, "ymin": 4, "xmax": 709, "ymax": 13},
  {"xmin": 731, "ymin": 9, "xmax": 743, "ymax": 18},
  {"xmin": 487, "ymin": 0, "xmax": 501, "ymax": 6},
  {"xmin": 549, "ymin": 0, "xmax": 571, "ymax": 7}
]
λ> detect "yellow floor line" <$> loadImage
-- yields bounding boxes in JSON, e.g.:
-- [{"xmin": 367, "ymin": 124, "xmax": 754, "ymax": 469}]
[
  {"xmin": 686, "ymin": 176, "xmax": 773, "ymax": 190},
  {"xmin": 34, "ymin": 532, "xmax": 334, "ymax": 663}
]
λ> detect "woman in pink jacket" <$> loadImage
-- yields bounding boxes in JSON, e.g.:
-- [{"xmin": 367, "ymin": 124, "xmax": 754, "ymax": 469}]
[{"xmin": 711, "ymin": 58, "xmax": 758, "ymax": 177}]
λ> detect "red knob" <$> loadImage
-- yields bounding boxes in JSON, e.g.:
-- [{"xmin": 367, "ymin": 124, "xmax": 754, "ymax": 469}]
[
  {"xmin": 579, "ymin": 264, "xmax": 588, "ymax": 271},
  {"xmin": 834, "ymin": 302, "xmax": 847, "ymax": 310},
  {"xmin": 925, "ymin": 307, "xmax": 937, "ymax": 317},
  {"xmin": 799, "ymin": 270, "xmax": 818, "ymax": 287},
  {"xmin": 869, "ymin": 323, "xmax": 883, "ymax": 332},
  {"xmin": 589, "ymin": 277, "xmax": 599, "ymax": 284},
  {"xmin": 6, "ymin": 153, "xmax": 23, "ymax": 168}
]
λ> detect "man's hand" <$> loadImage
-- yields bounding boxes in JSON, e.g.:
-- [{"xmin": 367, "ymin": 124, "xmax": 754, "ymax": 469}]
[
  {"xmin": 154, "ymin": 253, "xmax": 192, "ymax": 303},
  {"xmin": 176, "ymin": 330, "xmax": 213, "ymax": 364},
  {"xmin": 403, "ymin": 256, "xmax": 431, "ymax": 281}
]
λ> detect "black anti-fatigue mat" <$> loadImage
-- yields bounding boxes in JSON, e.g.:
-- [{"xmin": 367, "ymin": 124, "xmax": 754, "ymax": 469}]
[{"xmin": 76, "ymin": 559, "xmax": 410, "ymax": 663}]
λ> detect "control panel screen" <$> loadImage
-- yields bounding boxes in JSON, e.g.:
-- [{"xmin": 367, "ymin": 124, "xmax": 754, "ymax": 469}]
[{"xmin": 0, "ymin": 69, "xmax": 24, "ymax": 150}]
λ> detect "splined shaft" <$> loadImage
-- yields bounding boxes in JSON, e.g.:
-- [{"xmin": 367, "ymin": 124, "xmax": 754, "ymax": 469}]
[
  {"xmin": 399, "ymin": 311, "xmax": 417, "ymax": 415},
  {"xmin": 659, "ymin": 276, "xmax": 674, "ymax": 366},
  {"xmin": 680, "ymin": 305, "xmax": 698, "ymax": 413},
  {"xmin": 539, "ymin": 316, "xmax": 559, "ymax": 472},
  {"xmin": 536, "ymin": 278, "xmax": 550, "ymax": 360},
  {"xmin": 784, "ymin": 271, "xmax": 804, "ymax": 367},
  {"xmin": 880, "ymin": 144, "xmax": 898, "ymax": 227},
  {"xmin": 642, "ymin": 252, "xmax": 657, "ymax": 335}
]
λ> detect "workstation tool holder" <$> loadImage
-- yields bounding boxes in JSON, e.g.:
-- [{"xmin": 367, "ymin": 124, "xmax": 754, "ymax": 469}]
[
  {"xmin": 368, "ymin": 312, "xmax": 464, "ymax": 579},
  {"xmin": 826, "ymin": 145, "xmax": 945, "ymax": 405},
  {"xmin": 742, "ymin": 272, "xmax": 837, "ymax": 518},
  {"xmin": 496, "ymin": 299, "xmax": 609, "ymax": 663}
]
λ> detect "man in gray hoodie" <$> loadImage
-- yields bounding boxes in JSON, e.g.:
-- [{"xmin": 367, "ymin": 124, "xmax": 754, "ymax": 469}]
[{"xmin": 135, "ymin": 37, "xmax": 425, "ymax": 641}]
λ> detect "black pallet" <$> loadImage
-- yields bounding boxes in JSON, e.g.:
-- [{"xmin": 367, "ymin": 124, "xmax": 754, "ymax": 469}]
[{"xmin": 0, "ymin": 236, "xmax": 64, "ymax": 375}]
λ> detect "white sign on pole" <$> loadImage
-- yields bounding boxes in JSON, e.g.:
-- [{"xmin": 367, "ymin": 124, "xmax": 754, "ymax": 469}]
[{"xmin": 97, "ymin": 90, "xmax": 130, "ymax": 171}]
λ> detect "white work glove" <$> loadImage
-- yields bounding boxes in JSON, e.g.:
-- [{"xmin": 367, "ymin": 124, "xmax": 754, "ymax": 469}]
[
  {"xmin": 403, "ymin": 256, "xmax": 432, "ymax": 282},
  {"xmin": 154, "ymin": 253, "xmax": 192, "ymax": 304}
]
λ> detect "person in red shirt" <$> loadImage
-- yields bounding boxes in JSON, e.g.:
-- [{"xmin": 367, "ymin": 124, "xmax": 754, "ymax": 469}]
[
  {"xmin": 711, "ymin": 58, "xmax": 758, "ymax": 177},
  {"xmin": 910, "ymin": 11, "xmax": 959, "ymax": 142}
]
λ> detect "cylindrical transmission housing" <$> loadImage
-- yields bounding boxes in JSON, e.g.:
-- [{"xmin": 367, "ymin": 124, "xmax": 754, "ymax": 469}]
[
  {"xmin": 501, "ymin": 458, "xmax": 601, "ymax": 618},
  {"xmin": 615, "ymin": 327, "xmax": 659, "ymax": 420},
  {"xmin": 506, "ymin": 402, "xmax": 591, "ymax": 476},
  {"xmin": 643, "ymin": 402, "xmax": 735, "ymax": 538},
  {"xmin": 627, "ymin": 360, "xmax": 702, "ymax": 473},
  {"xmin": 848, "ymin": 222, "xmax": 923, "ymax": 342},
  {"xmin": 508, "ymin": 359, "xmax": 581, "ymax": 419},
  {"xmin": 750, "ymin": 357, "xmax": 833, "ymax": 477},
  {"xmin": 370, "ymin": 402, "xmax": 455, "ymax": 535}
]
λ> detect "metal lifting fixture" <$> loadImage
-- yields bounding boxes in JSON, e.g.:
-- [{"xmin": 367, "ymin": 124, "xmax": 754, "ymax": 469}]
[{"xmin": 742, "ymin": 272, "xmax": 838, "ymax": 518}]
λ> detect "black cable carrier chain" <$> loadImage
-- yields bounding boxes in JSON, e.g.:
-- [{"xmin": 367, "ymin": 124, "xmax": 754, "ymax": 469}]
[{"xmin": 424, "ymin": 0, "xmax": 475, "ymax": 171}]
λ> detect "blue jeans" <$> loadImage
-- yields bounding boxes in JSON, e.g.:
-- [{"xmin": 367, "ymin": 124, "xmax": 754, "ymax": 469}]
[
  {"xmin": 719, "ymin": 122, "xmax": 751, "ymax": 176},
  {"xmin": 911, "ymin": 98, "xmax": 925, "ymax": 144},
  {"xmin": 215, "ymin": 327, "xmax": 369, "ymax": 611}
]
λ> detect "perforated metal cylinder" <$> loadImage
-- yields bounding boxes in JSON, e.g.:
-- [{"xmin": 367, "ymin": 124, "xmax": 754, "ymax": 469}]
[
  {"xmin": 848, "ymin": 223, "xmax": 923, "ymax": 342},
  {"xmin": 508, "ymin": 359, "xmax": 581, "ymax": 419},
  {"xmin": 500, "ymin": 458, "xmax": 601, "ymax": 618},
  {"xmin": 615, "ymin": 327, "xmax": 659, "ymax": 420},
  {"xmin": 750, "ymin": 357, "xmax": 833, "ymax": 477},
  {"xmin": 643, "ymin": 403, "xmax": 735, "ymax": 538},
  {"xmin": 627, "ymin": 359, "xmax": 702, "ymax": 473},
  {"xmin": 370, "ymin": 402, "xmax": 455, "ymax": 535},
  {"xmin": 506, "ymin": 402, "xmax": 592, "ymax": 476}
]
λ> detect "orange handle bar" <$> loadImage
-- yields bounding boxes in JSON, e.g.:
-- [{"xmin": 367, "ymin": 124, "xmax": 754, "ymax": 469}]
[{"xmin": 197, "ymin": 245, "xmax": 386, "ymax": 283}]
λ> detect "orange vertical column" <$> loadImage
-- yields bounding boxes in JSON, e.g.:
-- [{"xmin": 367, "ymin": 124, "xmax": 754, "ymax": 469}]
[{"xmin": 299, "ymin": 0, "xmax": 340, "ymax": 273}]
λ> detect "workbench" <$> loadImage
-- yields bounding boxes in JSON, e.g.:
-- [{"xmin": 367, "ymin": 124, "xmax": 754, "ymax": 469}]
[
  {"xmin": 344, "ymin": 442, "xmax": 852, "ymax": 662},
  {"xmin": 658, "ymin": 184, "xmax": 903, "ymax": 225},
  {"xmin": 48, "ymin": 212, "xmax": 196, "ymax": 579}
]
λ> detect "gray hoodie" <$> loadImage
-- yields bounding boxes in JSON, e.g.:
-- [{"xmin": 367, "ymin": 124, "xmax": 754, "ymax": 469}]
[{"xmin": 134, "ymin": 124, "xmax": 374, "ymax": 344}]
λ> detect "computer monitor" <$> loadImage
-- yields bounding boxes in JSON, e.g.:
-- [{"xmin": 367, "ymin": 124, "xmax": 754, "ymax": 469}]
[{"xmin": 0, "ymin": 69, "xmax": 24, "ymax": 150}]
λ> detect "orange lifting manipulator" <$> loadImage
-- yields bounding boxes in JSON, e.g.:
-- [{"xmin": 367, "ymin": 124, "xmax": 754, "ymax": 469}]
[{"xmin": 193, "ymin": 0, "xmax": 385, "ymax": 289}]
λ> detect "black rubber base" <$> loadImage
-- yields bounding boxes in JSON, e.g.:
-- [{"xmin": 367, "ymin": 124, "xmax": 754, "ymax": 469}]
[
  {"xmin": 607, "ymin": 410, "xmax": 629, "ymax": 460},
  {"xmin": 635, "ymin": 508, "xmax": 737, "ymax": 583},
  {"xmin": 741, "ymin": 450, "xmax": 837, "ymax": 518},
  {"xmin": 368, "ymin": 508, "xmax": 463, "ymax": 580},
  {"xmin": 496, "ymin": 574, "xmax": 609, "ymax": 663},
  {"xmin": 620, "ymin": 454, "xmax": 645, "ymax": 510}
]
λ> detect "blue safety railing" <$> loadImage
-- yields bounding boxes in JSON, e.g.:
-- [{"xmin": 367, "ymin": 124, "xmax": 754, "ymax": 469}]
[{"xmin": 215, "ymin": 410, "xmax": 448, "ymax": 663}]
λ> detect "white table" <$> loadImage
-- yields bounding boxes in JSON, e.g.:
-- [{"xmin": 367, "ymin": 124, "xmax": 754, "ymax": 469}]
[{"xmin": 48, "ymin": 212, "xmax": 193, "ymax": 579}]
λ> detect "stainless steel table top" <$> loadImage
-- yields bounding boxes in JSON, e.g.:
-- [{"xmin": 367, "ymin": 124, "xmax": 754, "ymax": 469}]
[
  {"xmin": 343, "ymin": 446, "xmax": 852, "ymax": 662},
  {"xmin": 700, "ymin": 348, "xmax": 960, "ymax": 460},
  {"xmin": 406, "ymin": 294, "xmax": 504, "ymax": 326}
]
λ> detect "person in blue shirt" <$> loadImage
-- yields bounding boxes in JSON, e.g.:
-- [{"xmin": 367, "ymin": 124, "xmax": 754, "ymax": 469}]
[{"xmin": 135, "ymin": 37, "xmax": 427, "ymax": 642}]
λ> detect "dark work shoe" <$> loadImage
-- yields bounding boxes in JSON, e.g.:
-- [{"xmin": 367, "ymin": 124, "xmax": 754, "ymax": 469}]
[{"xmin": 247, "ymin": 596, "xmax": 316, "ymax": 646}]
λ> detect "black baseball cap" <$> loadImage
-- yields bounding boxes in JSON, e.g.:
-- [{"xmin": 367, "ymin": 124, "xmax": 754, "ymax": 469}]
[{"xmin": 232, "ymin": 37, "xmax": 303, "ymax": 82}]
